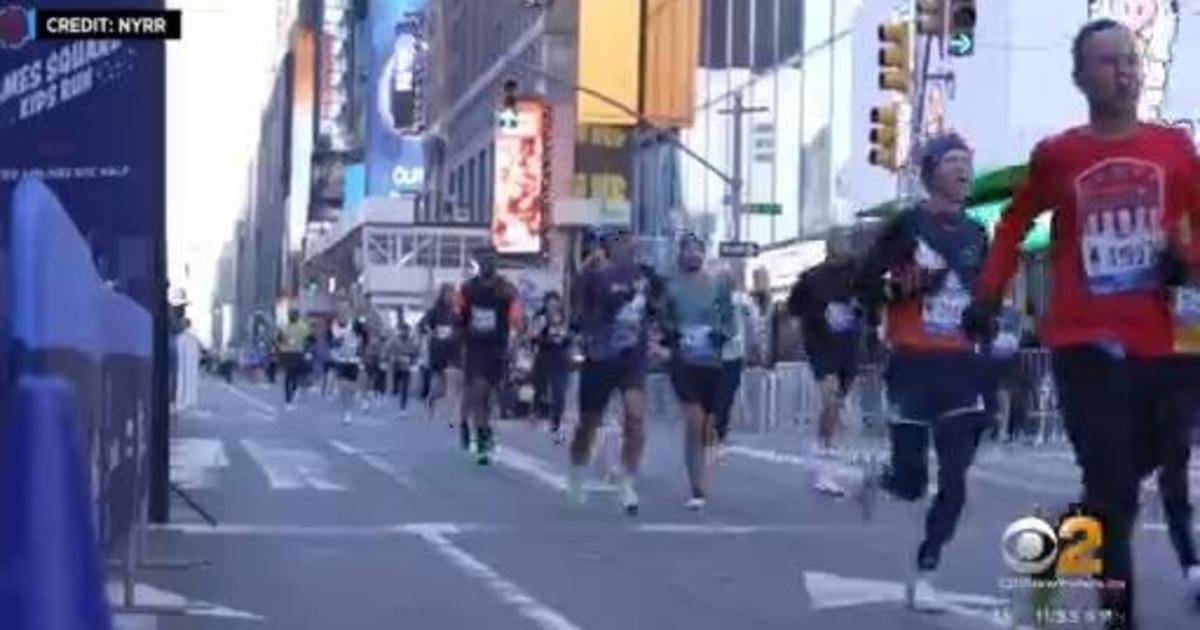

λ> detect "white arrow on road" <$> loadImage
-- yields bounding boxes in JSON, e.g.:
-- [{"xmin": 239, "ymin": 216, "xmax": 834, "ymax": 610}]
[
  {"xmin": 803, "ymin": 571, "xmax": 1013, "ymax": 627},
  {"xmin": 108, "ymin": 581, "xmax": 263, "ymax": 621},
  {"xmin": 170, "ymin": 438, "xmax": 230, "ymax": 489}
]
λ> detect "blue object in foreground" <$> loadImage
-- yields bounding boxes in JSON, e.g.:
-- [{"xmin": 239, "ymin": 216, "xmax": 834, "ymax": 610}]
[{"xmin": 0, "ymin": 376, "xmax": 114, "ymax": 630}]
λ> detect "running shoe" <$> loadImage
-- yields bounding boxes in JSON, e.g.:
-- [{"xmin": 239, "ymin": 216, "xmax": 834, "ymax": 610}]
[
  {"xmin": 685, "ymin": 495, "xmax": 706, "ymax": 511},
  {"xmin": 906, "ymin": 572, "xmax": 946, "ymax": 613},
  {"xmin": 566, "ymin": 466, "xmax": 587, "ymax": 505},
  {"xmin": 458, "ymin": 420, "xmax": 471, "ymax": 451},
  {"xmin": 341, "ymin": 412, "xmax": 352, "ymax": 426},
  {"xmin": 618, "ymin": 477, "xmax": 639, "ymax": 516},
  {"xmin": 856, "ymin": 458, "xmax": 880, "ymax": 522},
  {"xmin": 814, "ymin": 473, "xmax": 847, "ymax": 497},
  {"xmin": 475, "ymin": 427, "xmax": 493, "ymax": 466}
]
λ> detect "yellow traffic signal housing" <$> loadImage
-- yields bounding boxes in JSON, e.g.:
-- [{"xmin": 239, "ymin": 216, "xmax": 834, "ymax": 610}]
[
  {"xmin": 877, "ymin": 21, "xmax": 911, "ymax": 95},
  {"xmin": 916, "ymin": 0, "xmax": 946, "ymax": 36},
  {"xmin": 868, "ymin": 104, "xmax": 903, "ymax": 172}
]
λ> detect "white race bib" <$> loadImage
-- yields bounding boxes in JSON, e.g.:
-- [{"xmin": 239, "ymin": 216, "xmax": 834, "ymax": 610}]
[
  {"xmin": 680, "ymin": 324, "xmax": 717, "ymax": 362},
  {"xmin": 435, "ymin": 325, "xmax": 453, "ymax": 340},
  {"xmin": 1176, "ymin": 286, "xmax": 1200, "ymax": 326},
  {"xmin": 825, "ymin": 302, "xmax": 857, "ymax": 333},
  {"xmin": 921, "ymin": 276, "xmax": 970, "ymax": 336},
  {"xmin": 471, "ymin": 309, "xmax": 497, "ymax": 334},
  {"xmin": 1076, "ymin": 160, "xmax": 1166, "ymax": 295}
]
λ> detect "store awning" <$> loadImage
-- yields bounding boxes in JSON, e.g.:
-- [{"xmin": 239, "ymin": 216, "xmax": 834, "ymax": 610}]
[
  {"xmin": 966, "ymin": 198, "xmax": 1051, "ymax": 253},
  {"xmin": 855, "ymin": 163, "xmax": 1049, "ymax": 252}
]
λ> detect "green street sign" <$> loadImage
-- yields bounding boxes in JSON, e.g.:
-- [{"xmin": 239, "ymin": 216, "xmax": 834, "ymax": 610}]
[
  {"xmin": 745, "ymin": 202, "xmax": 782, "ymax": 216},
  {"xmin": 949, "ymin": 33, "xmax": 975, "ymax": 57}
]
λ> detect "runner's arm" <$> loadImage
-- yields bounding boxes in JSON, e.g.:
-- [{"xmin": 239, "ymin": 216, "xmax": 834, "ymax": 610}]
[
  {"xmin": 853, "ymin": 213, "xmax": 915, "ymax": 328},
  {"xmin": 976, "ymin": 143, "xmax": 1052, "ymax": 302}
]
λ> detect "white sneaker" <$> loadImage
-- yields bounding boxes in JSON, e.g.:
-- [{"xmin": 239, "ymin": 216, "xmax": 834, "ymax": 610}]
[
  {"xmin": 906, "ymin": 573, "xmax": 946, "ymax": 613},
  {"xmin": 285, "ymin": 403, "xmax": 295, "ymax": 412},
  {"xmin": 814, "ymin": 474, "xmax": 847, "ymax": 497},
  {"xmin": 618, "ymin": 478, "xmax": 639, "ymax": 516},
  {"xmin": 685, "ymin": 496, "xmax": 706, "ymax": 511},
  {"xmin": 1186, "ymin": 564, "xmax": 1200, "ymax": 606},
  {"xmin": 342, "ymin": 412, "xmax": 352, "ymax": 426},
  {"xmin": 566, "ymin": 467, "xmax": 587, "ymax": 505}
]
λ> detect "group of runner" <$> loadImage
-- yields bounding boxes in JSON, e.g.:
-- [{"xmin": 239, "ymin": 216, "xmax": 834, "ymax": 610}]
[
  {"xmin": 832, "ymin": 20, "xmax": 1198, "ymax": 628},
  {"xmin": 263, "ymin": 19, "xmax": 1197, "ymax": 628}
]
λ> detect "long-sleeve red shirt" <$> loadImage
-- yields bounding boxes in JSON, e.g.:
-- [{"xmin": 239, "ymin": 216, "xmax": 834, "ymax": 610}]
[{"xmin": 977, "ymin": 124, "xmax": 1200, "ymax": 358}]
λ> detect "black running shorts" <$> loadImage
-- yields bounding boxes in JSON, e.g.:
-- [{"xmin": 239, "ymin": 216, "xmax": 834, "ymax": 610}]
[
  {"xmin": 669, "ymin": 361, "xmax": 722, "ymax": 414},
  {"xmin": 579, "ymin": 359, "xmax": 646, "ymax": 416}
]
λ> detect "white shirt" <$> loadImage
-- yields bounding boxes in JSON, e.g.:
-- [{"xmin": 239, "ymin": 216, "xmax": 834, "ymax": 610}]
[{"xmin": 332, "ymin": 323, "xmax": 360, "ymax": 364}]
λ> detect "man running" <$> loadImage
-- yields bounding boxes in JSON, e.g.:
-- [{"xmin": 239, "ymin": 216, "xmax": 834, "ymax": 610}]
[
  {"xmin": 856, "ymin": 132, "xmax": 991, "ymax": 613},
  {"xmin": 420, "ymin": 283, "xmax": 465, "ymax": 434},
  {"xmin": 567, "ymin": 227, "xmax": 659, "ymax": 514},
  {"xmin": 278, "ymin": 308, "xmax": 311, "ymax": 410},
  {"xmin": 788, "ymin": 253, "xmax": 863, "ymax": 496},
  {"xmin": 458, "ymin": 248, "xmax": 523, "ymax": 465},
  {"xmin": 963, "ymin": 19, "xmax": 1200, "ymax": 629},
  {"xmin": 661, "ymin": 233, "xmax": 734, "ymax": 511},
  {"xmin": 330, "ymin": 312, "xmax": 361, "ymax": 426}
]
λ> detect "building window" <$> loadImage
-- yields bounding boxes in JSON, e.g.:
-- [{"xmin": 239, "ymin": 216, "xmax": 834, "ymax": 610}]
[
  {"xmin": 439, "ymin": 235, "xmax": 462, "ymax": 268},
  {"xmin": 415, "ymin": 235, "xmax": 435, "ymax": 267},
  {"xmin": 366, "ymin": 231, "xmax": 397, "ymax": 266}
]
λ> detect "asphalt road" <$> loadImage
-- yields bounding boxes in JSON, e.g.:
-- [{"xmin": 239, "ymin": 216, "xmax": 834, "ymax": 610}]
[{"xmin": 110, "ymin": 376, "xmax": 1200, "ymax": 630}]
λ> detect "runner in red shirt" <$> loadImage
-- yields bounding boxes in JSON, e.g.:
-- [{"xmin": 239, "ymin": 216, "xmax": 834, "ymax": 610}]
[{"xmin": 963, "ymin": 19, "xmax": 1200, "ymax": 629}]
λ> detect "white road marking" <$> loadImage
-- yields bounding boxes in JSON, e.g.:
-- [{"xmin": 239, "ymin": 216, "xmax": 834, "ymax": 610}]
[
  {"xmin": 417, "ymin": 529, "xmax": 587, "ymax": 630},
  {"xmin": 635, "ymin": 523, "xmax": 873, "ymax": 535},
  {"xmin": 180, "ymin": 407, "xmax": 214, "ymax": 420},
  {"xmin": 245, "ymin": 409, "xmax": 278, "ymax": 423},
  {"xmin": 492, "ymin": 445, "xmax": 616, "ymax": 493},
  {"xmin": 240, "ymin": 439, "xmax": 346, "ymax": 491},
  {"xmin": 329, "ymin": 440, "xmax": 416, "ymax": 488},
  {"xmin": 106, "ymin": 582, "xmax": 263, "ymax": 620},
  {"xmin": 170, "ymin": 438, "xmax": 229, "ymax": 489},
  {"xmin": 150, "ymin": 522, "xmax": 489, "ymax": 537},
  {"xmin": 222, "ymin": 383, "xmax": 278, "ymax": 415},
  {"xmin": 802, "ymin": 571, "xmax": 1012, "ymax": 628}
]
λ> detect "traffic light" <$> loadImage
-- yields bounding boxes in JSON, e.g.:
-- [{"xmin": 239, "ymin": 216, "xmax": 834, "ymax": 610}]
[
  {"xmin": 497, "ymin": 77, "xmax": 519, "ymax": 129},
  {"xmin": 916, "ymin": 0, "xmax": 946, "ymax": 36},
  {"xmin": 868, "ymin": 103, "xmax": 903, "ymax": 172},
  {"xmin": 877, "ymin": 21, "xmax": 911, "ymax": 94},
  {"xmin": 948, "ymin": 0, "xmax": 976, "ymax": 56}
]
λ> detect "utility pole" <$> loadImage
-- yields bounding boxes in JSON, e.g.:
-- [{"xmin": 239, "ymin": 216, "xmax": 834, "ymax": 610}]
[{"xmin": 718, "ymin": 93, "xmax": 767, "ymax": 243}]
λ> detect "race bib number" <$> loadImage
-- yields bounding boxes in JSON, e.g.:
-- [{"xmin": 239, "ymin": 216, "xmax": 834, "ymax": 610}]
[
  {"xmin": 1077, "ymin": 159, "xmax": 1166, "ymax": 295},
  {"xmin": 470, "ymin": 309, "xmax": 497, "ymax": 334},
  {"xmin": 825, "ymin": 302, "xmax": 857, "ymax": 333},
  {"xmin": 612, "ymin": 294, "xmax": 645, "ymax": 350},
  {"xmin": 1176, "ymin": 286, "xmax": 1200, "ymax": 325},
  {"xmin": 1174, "ymin": 286, "xmax": 1200, "ymax": 353},
  {"xmin": 680, "ymin": 324, "xmax": 717, "ymax": 362},
  {"xmin": 436, "ymin": 325, "xmax": 453, "ymax": 340},
  {"xmin": 921, "ymin": 275, "xmax": 970, "ymax": 336}
]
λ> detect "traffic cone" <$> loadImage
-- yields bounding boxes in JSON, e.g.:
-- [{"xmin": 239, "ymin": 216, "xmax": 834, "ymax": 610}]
[{"xmin": 0, "ymin": 376, "xmax": 114, "ymax": 630}]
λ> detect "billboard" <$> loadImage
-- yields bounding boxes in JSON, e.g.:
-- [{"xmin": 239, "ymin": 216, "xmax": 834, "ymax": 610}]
[
  {"xmin": 492, "ymin": 99, "xmax": 550, "ymax": 254},
  {"xmin": 366, "ymin": 0, "xmax": 426, "ymax": 198},
  {"xmin": 289, "ymin": 27, "xmax": 315, "ymax": 252},
  {"xmin": 0, "ymin": 0, "xmax": 166, "ymax": 564}
]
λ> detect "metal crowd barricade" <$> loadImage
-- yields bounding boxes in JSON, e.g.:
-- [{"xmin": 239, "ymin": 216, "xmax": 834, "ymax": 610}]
[
  {"xmin": 11, "ymin": 178, "xmax": 210, "ymax": 618},
  {"xmin": 1018, "ymin": 348, "xmax": 1067, "ymax": 446}
]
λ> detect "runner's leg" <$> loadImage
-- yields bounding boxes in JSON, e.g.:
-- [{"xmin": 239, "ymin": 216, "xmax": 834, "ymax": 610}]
[
  {"xmin": 1053, "ymin": 347, "xmax": 1143, "ymax": 626},
  {"xmin": 918, "ymin": 414, "xmax": 985, "ymax": 571}
]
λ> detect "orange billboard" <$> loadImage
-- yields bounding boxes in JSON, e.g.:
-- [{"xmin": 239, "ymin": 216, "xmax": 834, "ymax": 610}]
[
  {"xmin": 492, "ymin": 99, "xmax": 550, "ymax": 254},
  {"xmin": 577, "ymin": 0, "xmax": 699, "ymax": 128}
]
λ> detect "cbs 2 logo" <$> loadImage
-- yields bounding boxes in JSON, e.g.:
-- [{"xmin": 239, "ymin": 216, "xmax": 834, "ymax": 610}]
[{"xmin": 1002, "ymin": 514, "xmax": 1103, "ymax": 576}]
